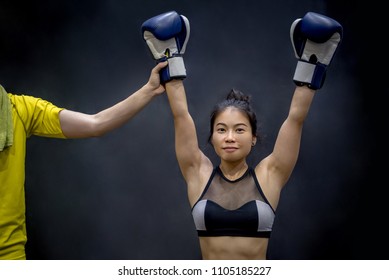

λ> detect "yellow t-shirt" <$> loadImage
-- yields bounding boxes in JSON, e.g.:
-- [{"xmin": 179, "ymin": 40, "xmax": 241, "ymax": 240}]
[{"xmin": 0, "ymin": 93, "xmax": 66, "ymax": 260}]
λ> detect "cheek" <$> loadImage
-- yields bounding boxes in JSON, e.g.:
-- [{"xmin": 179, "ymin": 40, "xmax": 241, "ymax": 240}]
[
  {"xmin": 210, "ymin": 134, "xmax": 218, "ymax": 146},
  {"xmin": 242, "ymin": 137, "xmax": 255, "ymax": 151},
  {"xmin": 211, "ymin": 134, "xmax": 225, "ymax": 148}
]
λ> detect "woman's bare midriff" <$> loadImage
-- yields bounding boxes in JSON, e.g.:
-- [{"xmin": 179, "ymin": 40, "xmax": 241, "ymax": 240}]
[{"xmin": 199, "ymin": 236, "xmax": 269, "ymax": 260}]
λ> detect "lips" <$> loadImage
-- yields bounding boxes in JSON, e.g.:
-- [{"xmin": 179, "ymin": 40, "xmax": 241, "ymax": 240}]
[{"xmin": 223, "ymin": 147, "xmax": 238, "ymax": 152}]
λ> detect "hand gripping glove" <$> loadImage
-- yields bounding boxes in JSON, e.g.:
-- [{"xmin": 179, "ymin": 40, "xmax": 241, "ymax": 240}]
[
  {"xmin": 141, "ymin": 11, "xmax": 190, "ymax": 83},
  {"xmin": 291, "ymin": 12, "xmax": 343, "ymax": 90}
]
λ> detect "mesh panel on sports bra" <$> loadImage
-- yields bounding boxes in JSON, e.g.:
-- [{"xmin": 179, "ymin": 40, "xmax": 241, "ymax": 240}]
[{"xmin": 201, "ymin": 167, "xmax": 265, "ymax": 210}]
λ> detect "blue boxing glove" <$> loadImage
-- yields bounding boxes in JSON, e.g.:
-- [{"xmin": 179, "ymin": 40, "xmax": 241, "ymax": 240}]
[
  {"xmin": 141, "ymin": 11, "xmax": 190, "ymax": 84},
  {"xmin": 291, "ymin": 12, "xmax": 343, "ymax": 90}
]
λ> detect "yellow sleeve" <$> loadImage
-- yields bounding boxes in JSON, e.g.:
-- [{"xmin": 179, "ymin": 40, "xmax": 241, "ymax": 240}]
[{"xmin": 9, "ymin": 94, "xmax": 67, "ymax": 138}]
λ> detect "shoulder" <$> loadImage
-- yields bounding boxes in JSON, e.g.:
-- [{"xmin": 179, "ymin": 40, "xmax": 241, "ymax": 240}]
[
  {"xmin": 8, "ymin": 93, "xmax": 39, "ymax": 105},
  {"xmin": 9, "ymin": 93, "xmax": 64, "ymax": 112}
]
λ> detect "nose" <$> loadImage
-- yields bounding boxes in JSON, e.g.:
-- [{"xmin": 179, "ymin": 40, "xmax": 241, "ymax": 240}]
[{"xmin": 225, "ymin": 130, "xmax": 235, "ymax": 142}]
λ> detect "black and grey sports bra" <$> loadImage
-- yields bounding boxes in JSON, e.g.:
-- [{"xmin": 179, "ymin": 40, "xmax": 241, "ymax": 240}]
[{"xmin": 191, "ymin": 166, "xmax": 275, "ymax": 238}]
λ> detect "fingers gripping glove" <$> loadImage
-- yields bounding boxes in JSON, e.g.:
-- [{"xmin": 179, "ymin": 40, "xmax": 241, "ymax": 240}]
[
  {"xmin": 291, "ymin": 12, "xmax": 343, "ymax": 90},
  {"xmin": 141, "ymin": 11, "xmax": 190, "ymax": 83}
]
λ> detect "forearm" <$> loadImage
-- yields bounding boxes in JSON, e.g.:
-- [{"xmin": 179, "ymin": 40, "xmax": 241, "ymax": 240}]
[
  {"xmin": 165, "ymin": 80, "xmax": 188, "ymax": 118},
  {"xmin": 165, "ymin": 79, "xmax": 201, "ymax": 167},
  {"xmin": 288, "ymin": 85, "xmax": 315, "ymax": 123},
  {"xmin": 269, "ymin": 86, "xmax": 315, "ymax": 182},
  {"xmin": 94, "ymin": 85, "xmax": 158, "ymax": 130},
  {"xmin": 60, "ymin": 84, "xmax": 160, "ymax": 138}
]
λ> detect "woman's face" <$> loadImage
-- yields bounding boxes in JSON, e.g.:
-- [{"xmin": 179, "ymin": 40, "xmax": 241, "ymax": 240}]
[{"xmin": 211, "ymin": 107, "xmax": 256, "ymax": 163}]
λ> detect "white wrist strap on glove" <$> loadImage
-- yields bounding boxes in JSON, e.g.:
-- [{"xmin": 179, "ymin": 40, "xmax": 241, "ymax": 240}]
[
  {"xmin": 293, "ymin": 60, "xmax": 326, "ymax": 89},
  {"xmin": 293, "ymin": 60, "xmax": 316, "ymax": 84},
  {"xmin": 167, "ymin": 56, "xmax": 186, "ymax": 78}
]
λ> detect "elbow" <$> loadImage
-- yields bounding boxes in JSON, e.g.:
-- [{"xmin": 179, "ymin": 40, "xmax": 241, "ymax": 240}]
[
  {"xmin": 89, "ymin": 122, "xmax": 109, "ymax": 137},
  {"xmin": 85, "ymin": 117, "xmax": 109, "ymax": 138},
  {"xmin": 89, "ymin": 112, "xmax": 121, "ymax": 137},
  {"xmin": 289, "ymin": 109, "xmax": 309, "ymax": 125},
  {"xmin": 91, "ymin": 130, "xmax": 106, "ymax": 138}
]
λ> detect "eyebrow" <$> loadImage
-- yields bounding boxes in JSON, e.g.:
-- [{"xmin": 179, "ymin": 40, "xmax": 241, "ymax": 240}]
[{"xmin": 215, "ymin": 122, "xmax": 249, "ymax": 127}]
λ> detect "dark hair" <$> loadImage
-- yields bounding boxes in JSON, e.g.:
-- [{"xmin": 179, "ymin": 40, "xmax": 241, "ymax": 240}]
[{"xmin": 208, "ymin": 89, "xmax": 259, "ymax": 143}]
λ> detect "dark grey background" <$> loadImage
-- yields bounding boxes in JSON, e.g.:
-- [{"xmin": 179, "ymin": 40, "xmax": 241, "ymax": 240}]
[{"xmin": 0, "ymin": 0, "xmax": 385, "ymax": 259}]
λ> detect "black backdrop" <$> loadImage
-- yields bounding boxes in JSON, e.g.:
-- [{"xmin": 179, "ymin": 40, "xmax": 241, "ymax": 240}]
[{"xmin": 0, "ymin": 0, "xmax": 385, "ymax": 259}]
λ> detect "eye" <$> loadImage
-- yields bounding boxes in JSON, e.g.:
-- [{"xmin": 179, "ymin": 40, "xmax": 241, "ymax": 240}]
[
  {"xmin": 236, "ymin": 128, "xmax": 245, "ymax": 133},
  {"xmin": 216, "ymin": 127, "xmax": 226, "ymax": 133}
]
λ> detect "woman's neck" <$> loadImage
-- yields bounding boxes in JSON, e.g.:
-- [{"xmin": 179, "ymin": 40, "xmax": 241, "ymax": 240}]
[{"xmin": 219, "ymin": 161, "xmax": 248, "ymax": 181}]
